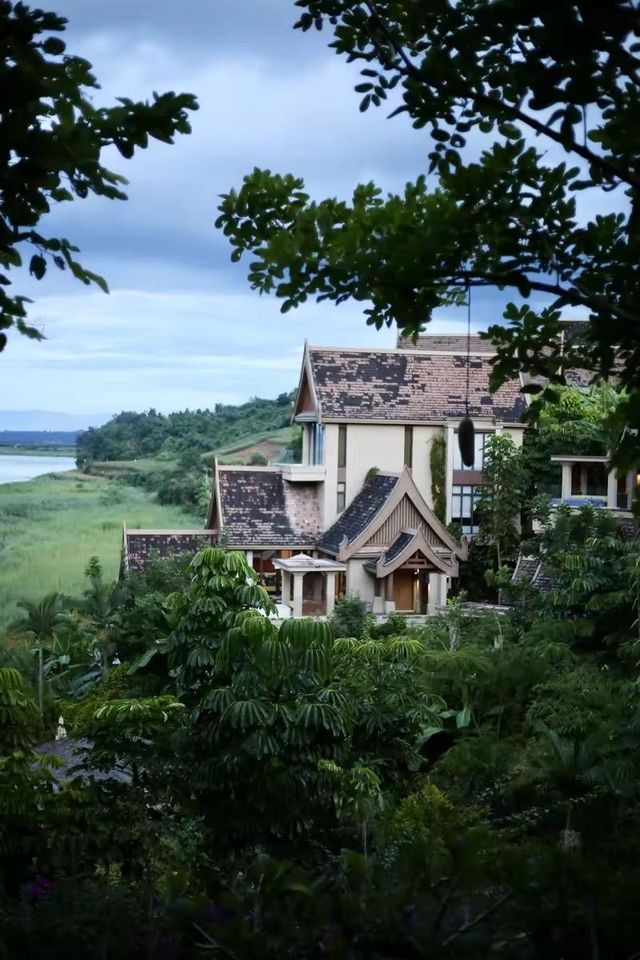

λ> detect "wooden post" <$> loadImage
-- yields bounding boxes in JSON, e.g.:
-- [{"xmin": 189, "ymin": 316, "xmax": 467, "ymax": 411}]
[{"xmin": 326, "ymin": 573, "xmax": 336, "ymax": 616}]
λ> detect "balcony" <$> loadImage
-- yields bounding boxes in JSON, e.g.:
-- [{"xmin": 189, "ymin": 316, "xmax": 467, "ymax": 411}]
[
  {"xmin": 277, "ymin": 463, "xmax": 326, "ymax": 482},
  {"xmin": 549, "ymin": 455, "xmax": 634, "ymax": 513}
]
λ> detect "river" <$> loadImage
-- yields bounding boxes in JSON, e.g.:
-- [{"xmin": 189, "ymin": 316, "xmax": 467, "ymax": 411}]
[{"xmin": 0, "ymin": 453, "xmax": 77, "ymax": 485}]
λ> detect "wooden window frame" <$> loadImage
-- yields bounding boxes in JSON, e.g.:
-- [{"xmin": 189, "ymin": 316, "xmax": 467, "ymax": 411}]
[{"xmin": 404, "ymin": 425, "xmax": 413, "ymax": 468}]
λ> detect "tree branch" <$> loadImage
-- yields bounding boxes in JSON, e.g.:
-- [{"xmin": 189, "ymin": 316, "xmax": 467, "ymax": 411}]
[
  {"xmin": 474, "ymin": 89, "xmax": 640, "ymax": 191},
  {"xmin": 443, "ymin": 891, "xmax": 512, "ymax": 946},
  {"xmin": 362, "ymin": 1, "xmax": 640, "ymax": 190},
  {"xmin": 451, "ymin": 271, "xmax": 637, "ymax": 326}
]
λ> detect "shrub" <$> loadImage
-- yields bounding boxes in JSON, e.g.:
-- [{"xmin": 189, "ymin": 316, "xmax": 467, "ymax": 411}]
[
  {"xmin": 329, "ymin": 594, "xmax": 373, "ymax": 639},
  {"xmin": 370, "ymin": 611, "xmax": 407, "ymax": 638}
]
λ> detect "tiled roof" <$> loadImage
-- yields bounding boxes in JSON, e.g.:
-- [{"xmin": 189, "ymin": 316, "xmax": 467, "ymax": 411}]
[
  {"xmin": 124, "ymin": 530, "xmax": 217, "ymax": 575},
  {"xmin": 511, "ymin": 556, "xmax": 541, "ymax": 585},
  {"xmin": 533, "ymin": 563, "xmax": 555, "ymax": 594},
  {"xmin": 308, "ymin": 348, "xmax": 525, "ymax": 423},
  {"xmin": 34, "ymin": 738, "xmax": 131, "ymax": 785},
  {"xmin": 510, "ymin": 554, "xmax": 553, "ymax": 593},
  {"xmin": 319, "ymin": 473, "xmax": 398, "ymax": 554},
  {"xmin": 397, "ymin": 334, "xmax": 492, "ymax": 354},
  {"xmin": 218, "ymin": 468, "xmax": 321, "ymax": 547},
  {"xmin": 384, "ymin": 530, "xmax": 415, "ymax": 563}
]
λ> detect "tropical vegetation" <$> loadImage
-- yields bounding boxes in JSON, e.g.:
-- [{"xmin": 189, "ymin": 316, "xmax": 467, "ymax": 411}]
[
  {"xmin": 75, "ymin": 396, "xmax": 295, "ymax": 466},
  {"xmin": 2, "ymin": 516, "xmax": 640, "ymax": 957}
]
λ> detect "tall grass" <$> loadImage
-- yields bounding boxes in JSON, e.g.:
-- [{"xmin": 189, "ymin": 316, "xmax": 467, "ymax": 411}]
[{"xmin": 0, "ymin": 472, "xmax": 197, "ymax": 628}]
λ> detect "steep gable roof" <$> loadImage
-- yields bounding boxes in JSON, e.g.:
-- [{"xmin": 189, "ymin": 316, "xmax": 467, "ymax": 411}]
[
  {"xmin": 291, "ymin": 341, "xmax": 320, "ymax": 420},
  {"xmin": 373, "ymin": 527, "xmax": 461, "ymax": 577},
  {"xmin": 320, "ymin": 468, "xmax": 466, "ymax": 567},
  {"xmin": 318, "ymin": 473, "xmax": 398, "ymax": 554},
  {"xmin": 306, "ymin": 347, "xmax": 525, "ymax": 423}
]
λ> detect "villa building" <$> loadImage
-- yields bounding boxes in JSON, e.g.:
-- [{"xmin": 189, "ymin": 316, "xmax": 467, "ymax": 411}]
[{"xmin": 123, "ymin": 333, "xmax": 528, "ymax": 616}]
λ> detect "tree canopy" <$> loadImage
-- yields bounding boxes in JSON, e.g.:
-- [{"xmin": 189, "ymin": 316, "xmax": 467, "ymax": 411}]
[
  {"xmin": 75, "ymin": 395, "xmax": 294, "ymax": 463},
  {"xmin": 0, "ymin": 1, "xmax": 197, "ymax": 350},
  {"xmin": 216, "ymin": 1, "xmax": 640, "ymax": 448}
]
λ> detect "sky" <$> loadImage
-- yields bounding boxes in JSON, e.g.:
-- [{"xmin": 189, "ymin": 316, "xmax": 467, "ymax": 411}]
[{"xmin": 0, "ymin": 1, "xmax": 605, "ymax": 421}]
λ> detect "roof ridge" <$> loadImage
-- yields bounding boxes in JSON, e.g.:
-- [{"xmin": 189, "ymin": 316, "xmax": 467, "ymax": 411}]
[
  {"xmin": 217, "ymin": 464, "xmax": 282, "ymax": 473},
  {"xmin": 125, "ymin": 528, "xmax": 214, "ymax": 535},
  {"xmin": 307, "ymin": 344, "xmax": 494, "ymax": 357}
]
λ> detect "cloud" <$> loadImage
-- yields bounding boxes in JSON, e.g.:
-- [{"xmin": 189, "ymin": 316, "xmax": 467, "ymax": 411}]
[
  {"xmin": 3, "ymin": 279, "xmax": 476, "ymax": 414},
  {"xmin": 56, "ymin": 0, "xmax": 322, "ymax": 65},
  {"xmin": 4, "ymin": 1, "xmax": 610, "ymax": 417},
  {"xmin": 5, "ymin": 6, "xmax": 435, "ymax": 415}
]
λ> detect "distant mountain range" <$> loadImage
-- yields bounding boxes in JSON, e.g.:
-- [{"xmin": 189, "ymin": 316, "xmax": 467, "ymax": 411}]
[{"xmin": 0, "ymin": 411, "xmax": 112, "ymax": 432}]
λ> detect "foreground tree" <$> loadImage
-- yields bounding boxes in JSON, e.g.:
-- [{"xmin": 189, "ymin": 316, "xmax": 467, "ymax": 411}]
[
  {"xmin": 0, "ymin": 1, "xmax": 197, "ymax": 349},
  {"xmin": 217, "ymin": 1, "xmax": 640, "ymax": 453},
  {"xmin": 477, "ymin": 433, "xmax": 525, "ymax": 571},
  {"xmin": 13, "ymin": 592, "xmax": 69, "ymax": 717}
]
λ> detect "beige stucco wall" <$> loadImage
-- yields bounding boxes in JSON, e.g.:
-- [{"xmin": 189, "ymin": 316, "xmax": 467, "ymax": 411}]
[
  {"xmin": 345, "ymin": 558, "xmax": 376, "ymax": 607},
  {"xmin": 320, "ymin": 418, "xmax": 524, "ymax": 531},
  {"xmin": 508, "ymin": 426, "xmax": 525, "ymax": 448},
  {"xmin": 301, "ymin": 423, "xmax": 310, "ymax": 464},
  {"xmin": 344, "ymin": 424, "xmax": 405, "ymax": 507},
  {"xmin": 321, "ymin": 423, "xmax": 340, "ymax": 528},
  {"xmin": 328, "ymin": 423, "xmax": 443, "ymax": 519}
]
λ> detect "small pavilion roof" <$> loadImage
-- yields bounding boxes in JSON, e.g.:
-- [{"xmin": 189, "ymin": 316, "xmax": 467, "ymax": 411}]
[
  {"xmin": 368, "ymin": 527, "xmax": 460, "ymax": 577},
  {"xmin": 272, "ymin": 553, "xmax": 346, "ymax": 573}
]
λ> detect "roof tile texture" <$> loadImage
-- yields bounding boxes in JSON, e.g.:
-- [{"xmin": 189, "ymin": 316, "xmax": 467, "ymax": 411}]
[
  {"xmin": 319, "ymin": 473, "xmax": 398, "ymax": 554},
  {"xmin": 308, "ymin": 348, "xmax": 526, "ymax": 423},
  {"xmin": 397, "ymin": 334, "xmax": 491, "ymax": 353},
  {"xmin": 126, "ymin": 532, "xmax": 217, "ymax": 574},
  {"xmin": 383, "ymin": 530, "xmax": 416, "ymax": 563},
  {"xmin": 218, "ymin": 469, "xmax": 320, "ymax": 547}
]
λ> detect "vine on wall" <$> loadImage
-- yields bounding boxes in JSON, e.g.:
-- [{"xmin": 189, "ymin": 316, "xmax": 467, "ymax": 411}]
[{"xmin": 430, "ymin": 434, "xmax": 446, "ymax": 523}]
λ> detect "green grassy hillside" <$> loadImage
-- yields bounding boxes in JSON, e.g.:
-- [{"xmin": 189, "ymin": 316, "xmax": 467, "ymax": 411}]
[
  {"xmin": 77, "ymin": 395, "xmax": 295, "ymax": 464},
  {"xmin": 0, "ymin": 471, "xmax": 196, "ymax": 628}
]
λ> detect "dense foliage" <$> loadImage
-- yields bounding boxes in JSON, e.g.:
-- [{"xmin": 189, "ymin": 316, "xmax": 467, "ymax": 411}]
[
  {"xmin": 2, "ymin": 512, "xmax": 640, "ymax": 957},
  {"xmin": 3, "ymin": 3, "xmax": 640, "ymax": 956},
  {"xmin": 217, "ymin": 0, "xmax": 640, "ymax": 461},
  {"xmin": 0, "ymin": 1, "xmax": 196, "ymax": 350},
  {"xmin": 75, "ymin": 395, "xmax": 294, "ymax": 464}
]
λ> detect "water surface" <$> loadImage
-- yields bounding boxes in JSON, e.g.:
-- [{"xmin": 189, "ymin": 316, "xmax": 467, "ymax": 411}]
[{"xmin": 0, "ymin": 454, "xmax": 76, "ymax": 485}]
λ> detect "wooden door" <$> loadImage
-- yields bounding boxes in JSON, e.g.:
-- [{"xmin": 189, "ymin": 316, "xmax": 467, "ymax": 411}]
[{"xmin": 393, "ymin": 570, "xmax": 415, "ymax": 612}]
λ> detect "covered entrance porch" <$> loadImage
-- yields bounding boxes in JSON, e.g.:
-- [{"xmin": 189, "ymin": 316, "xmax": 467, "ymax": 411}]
[
  {"xmin": 366, "ymin": 528, "xmax": 456, "ymax": 615},
  {"xmin": 378, "ymin": 567, "xmax": 430, "ymax": 614},
  {"xmin": 273, "ymin": 553, "xmax": 347, "ymax": 619}
]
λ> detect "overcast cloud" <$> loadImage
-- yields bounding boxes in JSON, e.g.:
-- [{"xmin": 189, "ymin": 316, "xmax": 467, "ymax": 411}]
[{"xmin": 0, "ymin": 2, "xmax": 609, "ymax": 419}]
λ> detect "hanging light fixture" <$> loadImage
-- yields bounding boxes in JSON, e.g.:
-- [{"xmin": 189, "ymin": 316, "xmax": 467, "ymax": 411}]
[{"xmin": 458, "ymin": 280, "xmax": 476, "ymax": 468}]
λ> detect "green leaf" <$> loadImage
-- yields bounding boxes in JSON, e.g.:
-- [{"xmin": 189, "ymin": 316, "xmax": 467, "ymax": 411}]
[
  {"xmin": 456, "ymin": 706, "xmax": 471, "ymax": 729},
  {"xmin": 29, "ymin": 256, "xmax": 47, "ymax": 280}
]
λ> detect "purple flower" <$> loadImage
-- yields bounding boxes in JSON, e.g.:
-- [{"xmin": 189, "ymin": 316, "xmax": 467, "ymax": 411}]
[
  {"xmin": 24, "ymin": 874, "xmax": 52, "ymax": 903},
  {"xmin": 202, "ymin": 901, "xmax": 231, "ymax": 924}
]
